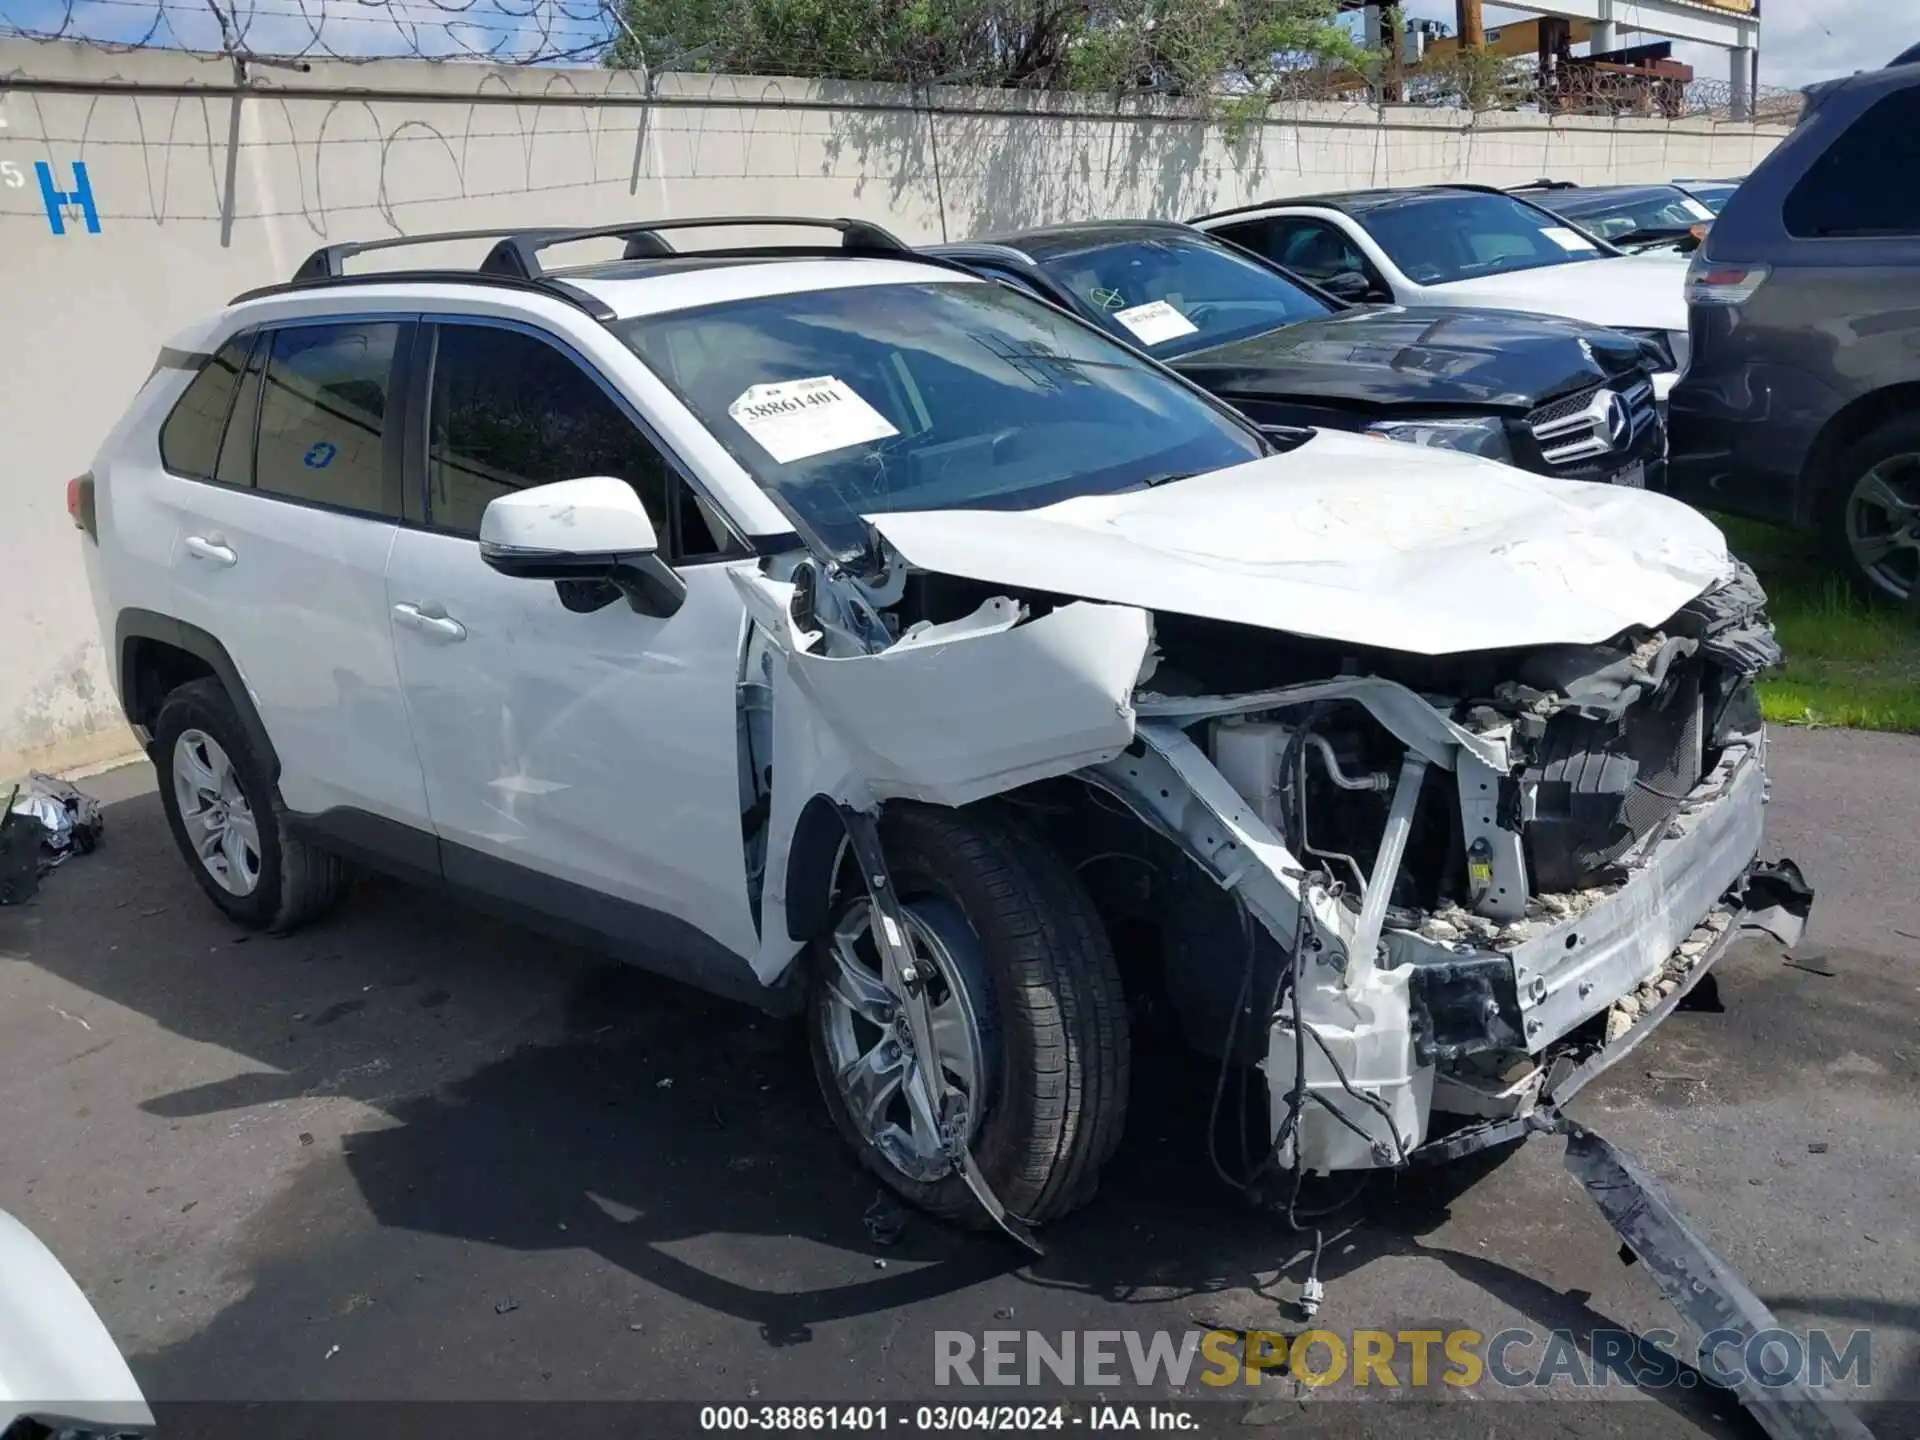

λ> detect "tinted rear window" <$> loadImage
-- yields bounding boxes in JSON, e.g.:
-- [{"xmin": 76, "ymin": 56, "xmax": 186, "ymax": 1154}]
[
  {"xmin": 158, "ymin": 338, "xmax": 250, "ymax": 479},
  {"xmin": 1784, "ymin": 87, "xmax": 1920, "ymax": 238}
]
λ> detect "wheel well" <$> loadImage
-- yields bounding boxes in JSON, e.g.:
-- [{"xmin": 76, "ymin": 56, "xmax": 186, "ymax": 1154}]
[
  {"xmin": 123, "ymin": 637, "xmax": 215, "ymax": 733},
  {"xmin": 782, "ymin": 793, "xmax": 854, "ymax": 943},
  {"xmin": 113, "ymin": 610, "xmax": 281, "ymax": 780},
  {"xmin": 1798, "ymin": 381, "xmax": 1920, "ymax": 527}
]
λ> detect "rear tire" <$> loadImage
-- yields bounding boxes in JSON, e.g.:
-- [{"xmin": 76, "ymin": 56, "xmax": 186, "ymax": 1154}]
[
  {"xmin": 1821, "ymin": 415, "xmax": 1920, "ymax": 604},
  {"xmin": 153, "ymin": 678, "xmax": 348, "ymax": 932},
  {"xmin": 808, "ymin": 802, "xmax": 1130, "ymax": 1228}
]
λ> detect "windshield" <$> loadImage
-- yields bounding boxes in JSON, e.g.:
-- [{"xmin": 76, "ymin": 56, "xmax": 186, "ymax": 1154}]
[
  {"xmin": 1029, "ymin": 235, "xmax": 1335, "ymax": 358},
  {"xmin": 615, "ymin": 279, "xmax": 1266, "ymax": 556},
  {"xmin": 1360, "ymin": 192, "xmax": 1614, "ymax": 285},
  {"xmin": 1550, "ymin": 187, "xmax": 1713, "ymax": 240},
  {"xmin": 1685, "ymin": 182, "xmax": 1739, "ymax": 214}
]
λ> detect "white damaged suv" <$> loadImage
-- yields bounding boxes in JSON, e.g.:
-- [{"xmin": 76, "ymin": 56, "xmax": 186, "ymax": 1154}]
[{"xmin": 77, "ymin": 218, "xmax": 1805, "ymax": 1235}]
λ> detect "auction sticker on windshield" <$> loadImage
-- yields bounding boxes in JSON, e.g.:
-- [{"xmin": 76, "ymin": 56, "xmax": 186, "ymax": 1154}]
[
  {"xmin": 728, "ymin": 376, "xmax": 899, "ymax": 464},
  {"xmin": 1112, "ymin": 300, "xmax": 1199, "ymax": 347},
  {"xmin": 1540, "ymin": 226, "xmax": 1598, "ymax": 252}
]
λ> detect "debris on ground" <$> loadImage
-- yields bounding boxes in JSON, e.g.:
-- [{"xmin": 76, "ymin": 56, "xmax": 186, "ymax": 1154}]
[
  {"xmin": 1808, "ymin": 1142, "xmax": 1830, "ymax": 1155},
  {"xmin": 494, "ymin": 1295, "xmax": 519, "ymax": 1314},
  {"xmin": 1, "ymin": 774, "xmax": 105, "ymax": 905},
  {"xmin": 863, "ymin": 1193, "xmax": 908, "ymax": 1247},
  {"xmin": 1784, "ymin": 954, "xmax": 1838, "ymax": 977}
]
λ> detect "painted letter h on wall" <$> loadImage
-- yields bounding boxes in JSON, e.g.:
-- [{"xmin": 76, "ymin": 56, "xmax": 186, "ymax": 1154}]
[{"xmin": 36, "ymin": 160, "xmax": 100, "ymax": 235}]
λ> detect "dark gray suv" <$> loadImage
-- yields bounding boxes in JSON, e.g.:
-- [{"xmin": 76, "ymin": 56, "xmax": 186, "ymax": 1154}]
[{"xmin": 1666, "ymin": 55, "xmax": 1920, "ymax": 602}]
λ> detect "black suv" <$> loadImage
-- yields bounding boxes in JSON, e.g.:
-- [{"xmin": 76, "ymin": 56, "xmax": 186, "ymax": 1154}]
[
  {"xmin": 930, "ymin": 221, "xmax": 1665, "ymax": 488},
  {"xmin": 1667, "ymin": 56, "xmax": 1920, "ymax": 602}
]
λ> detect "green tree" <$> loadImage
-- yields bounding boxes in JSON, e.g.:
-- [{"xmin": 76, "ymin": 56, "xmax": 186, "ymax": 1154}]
[{"xmin": 608, "ymin": 0, "xmax": 1372, "ymax": 97}]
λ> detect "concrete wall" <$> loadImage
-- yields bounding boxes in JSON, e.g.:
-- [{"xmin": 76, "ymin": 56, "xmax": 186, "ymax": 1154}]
[{"xmin": 0, "ymin": 39, "xmax": 1790, "ymax": 776}]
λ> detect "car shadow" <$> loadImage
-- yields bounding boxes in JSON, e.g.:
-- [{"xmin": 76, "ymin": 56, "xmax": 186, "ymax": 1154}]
[{"xmin": 11, "ymin": 782, "xmax": 1757, "ymax": 1422}]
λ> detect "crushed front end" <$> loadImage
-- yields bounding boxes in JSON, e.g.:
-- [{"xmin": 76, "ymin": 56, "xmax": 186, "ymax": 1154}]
[{"xmin": 1085, "ymin": 560, "xmax": 1807, "ymax": 1174}]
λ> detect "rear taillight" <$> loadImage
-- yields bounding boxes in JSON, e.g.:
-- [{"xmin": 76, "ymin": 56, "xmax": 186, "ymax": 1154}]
[
  {"xmin": 1685, "ymin": 257, "xmax": 1769, "ymax": 307},
  {"xmin": 68, "ymin": 472, "xmax": 97, "ymax": 540}
]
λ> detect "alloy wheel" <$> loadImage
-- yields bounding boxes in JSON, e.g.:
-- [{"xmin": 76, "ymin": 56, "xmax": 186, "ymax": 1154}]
[
  {"xmin": 172, "ymin": 728, "xmax": 262, "ymax": 897},
  {"xmin": 1844, "ymin": 455, "xmax": 1920, "ymax": 603},
  {"xmin": 818, "ymin": 895, "xmax": 996, "ymax": 1183}
]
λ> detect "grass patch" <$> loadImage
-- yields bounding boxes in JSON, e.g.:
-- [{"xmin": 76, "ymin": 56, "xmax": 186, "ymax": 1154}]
[{"xmin": 1714, "ymin": 515, "xmax": 1920, "ymax": 734}]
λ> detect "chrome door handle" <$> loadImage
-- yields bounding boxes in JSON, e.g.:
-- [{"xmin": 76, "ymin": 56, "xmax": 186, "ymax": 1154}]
[
  {"xmin": 392, "ymin": 602, "xmax": 467, "ymax": 642},
  {"xmin": 183, "ymin": 534, "xmax": 237, "ymax": 567}
]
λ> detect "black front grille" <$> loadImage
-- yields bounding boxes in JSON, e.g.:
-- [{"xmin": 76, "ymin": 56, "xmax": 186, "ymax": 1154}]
[
  {"xmin": 1522, "ymin": 665, "xmax": 1706, "ymax": 892},
  {"xmin": 1527, "ymin": 384, "xmax": 1601, "ymax": 430}
]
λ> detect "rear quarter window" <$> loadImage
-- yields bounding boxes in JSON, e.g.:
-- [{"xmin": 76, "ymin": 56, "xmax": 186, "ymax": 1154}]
[
  {"xmin": 157, "ymin": 338, "xmax": 250, "ymax": 478},
  {"xmin": 1783, "ymin": 86, "xmax": 1920, "ymax": 238}
]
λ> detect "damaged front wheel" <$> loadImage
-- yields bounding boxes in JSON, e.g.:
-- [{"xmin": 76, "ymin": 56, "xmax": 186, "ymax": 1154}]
[{"xmin": 807, "ymin": 804, "xmax": 1130, "ymax": 1229}]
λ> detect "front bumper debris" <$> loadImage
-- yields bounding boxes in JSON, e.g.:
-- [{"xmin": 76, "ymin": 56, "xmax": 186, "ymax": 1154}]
[
  {"xmin": 1414, "ymin": 854, "xmax": 1814, "ymax": 1163},
  {"xmin": 1410, "ymin": 863, "xmax": 1865, "ymax": 1440},
  {"xmin": 1561, "ymin": 1120, "xmax": 1874, "ymax": 1440}
]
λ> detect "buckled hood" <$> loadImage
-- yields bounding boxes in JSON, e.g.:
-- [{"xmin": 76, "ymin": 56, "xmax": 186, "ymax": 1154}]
[{"xmin": 865, "ymin": 429, "xmax": 1731, "ymax": 656}]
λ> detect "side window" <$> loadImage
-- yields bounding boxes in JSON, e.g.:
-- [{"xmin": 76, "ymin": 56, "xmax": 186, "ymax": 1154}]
[
  {"xmin": 1784, "ymin": 88, "xmax": 1920, "ymax": 238},
  {"xmin": 253, "ymin": 322, "xmax": 403, "ymax": 515},
  {"xmin": 216, "ymin": 334, "xmax": 265, "ymax": 488},
  {"xmin": 158, "ymin": 336, "xmax": 250, "ymax": 479},
  {"xmin": 426, "ymin": 323, "xmax": 732, "ymax": 558},
  {"xmin": 1208, "ymin": 219, "xmax": 1285, "ymax": 265},
  {"xmin": 1276, "ymin": 219, "xmax": 1370, "ymax": 281}
]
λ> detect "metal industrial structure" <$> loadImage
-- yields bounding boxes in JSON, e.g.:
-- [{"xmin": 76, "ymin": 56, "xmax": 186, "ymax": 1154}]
[{"xmin": 1346, "ymin": 0, "xmax": 1763, "ymax": 119}]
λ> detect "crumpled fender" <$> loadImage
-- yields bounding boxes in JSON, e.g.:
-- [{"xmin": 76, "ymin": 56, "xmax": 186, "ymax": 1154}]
[{"xmin": 733, "ymin": 571, "xmax": 1153, "ymax": 984}]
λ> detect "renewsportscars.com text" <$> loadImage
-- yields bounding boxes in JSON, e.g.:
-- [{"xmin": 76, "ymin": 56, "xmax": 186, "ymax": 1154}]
[{"xmin": 934, "ymin": 1326, "xmax": 1873, "ymax": 1392}]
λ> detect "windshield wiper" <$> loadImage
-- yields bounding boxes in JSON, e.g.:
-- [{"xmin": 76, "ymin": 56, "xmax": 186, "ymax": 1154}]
[{"xmin": 1139, "ymin": 470, "xmax": 1200, "ymax": 488}]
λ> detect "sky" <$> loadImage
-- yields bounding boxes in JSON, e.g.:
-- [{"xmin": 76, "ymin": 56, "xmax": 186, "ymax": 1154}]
[
  {"xmin": 1393, "ymin": 0, "xmax": 1890, "ymax": 90},
  {"xmin": 0, "ymin": 0, "xmax": 1893, "ymax": 82}
]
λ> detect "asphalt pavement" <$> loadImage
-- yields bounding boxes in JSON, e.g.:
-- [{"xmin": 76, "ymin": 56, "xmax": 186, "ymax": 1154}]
[{"xmin": 2, "ymin": 727, "xmax": 1916, "ymax": 1434}]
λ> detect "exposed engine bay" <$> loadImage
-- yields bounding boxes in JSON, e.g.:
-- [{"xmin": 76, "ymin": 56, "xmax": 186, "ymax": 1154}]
[{"xmin": 735, "ymin": 544, "xmax": 1795, "ymax": 1178}]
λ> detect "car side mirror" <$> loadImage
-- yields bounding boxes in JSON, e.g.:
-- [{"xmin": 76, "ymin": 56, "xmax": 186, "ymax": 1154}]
[
  {"xmin": 1319, "ymin": 271, "xmax": 1379, "ymax": 303},
  {"xmin": 479, "ymin": 476, "xmax": 685, "ymax": 619}
]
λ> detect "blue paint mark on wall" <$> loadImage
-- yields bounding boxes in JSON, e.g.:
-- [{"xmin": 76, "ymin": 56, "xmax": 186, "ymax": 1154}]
[
  {"xmin": 303, "ymin": 442, "xmax": 338, "ymax": 469},
  {"xmin": 35, "ymin": 161, "xmax": 100, "ymax": 236}
]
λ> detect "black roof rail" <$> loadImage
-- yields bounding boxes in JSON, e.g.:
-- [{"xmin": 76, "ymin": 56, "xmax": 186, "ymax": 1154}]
[
  {"xmin": 1508, "ymin": 178, "xmax": 1581, "ymax": 191},
  {"xmin": 229, "ymin": 269, "xmax": 619, "ymax": 321},
  {"xmin": 291, "ymin": 215, "xmax": 911, "ymax": 285}
]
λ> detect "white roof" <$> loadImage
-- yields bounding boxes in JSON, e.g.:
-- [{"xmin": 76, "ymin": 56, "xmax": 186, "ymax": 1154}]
[{"xmin": 571, "ymin": 257, "xmax": 978, "ymax": 321}]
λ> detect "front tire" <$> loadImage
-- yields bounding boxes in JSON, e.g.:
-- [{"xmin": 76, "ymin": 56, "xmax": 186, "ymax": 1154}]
[
  {"xmin": 153, "ymin": 678, "xmax": 348, "ymax": 932},
  {"xmin": 808, "ymin": 803, "xmax": 1130, "ymax": 1228},
  {"xmin": 1822, "ymin": 416, "xmax": 1920, "ymax": 604}
]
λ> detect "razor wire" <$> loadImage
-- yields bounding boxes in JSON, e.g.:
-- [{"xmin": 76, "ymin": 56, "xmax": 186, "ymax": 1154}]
[
  {"xmin": 0, "ymin": 0, "xmax": 625, "ymax": 65},
  {"xmin": 0, "ymin": 0, "xmax": 1803, "ymax": 122}
]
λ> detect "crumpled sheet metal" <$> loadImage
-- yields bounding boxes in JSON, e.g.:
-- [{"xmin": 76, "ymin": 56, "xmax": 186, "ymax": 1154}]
[
  {"xmin": 1, "ymin": 774, "xmax": 105, "ymax": 905},
  {"xmin": 11, "ymin": 773, "xmax": 104, "ymax": 861}
]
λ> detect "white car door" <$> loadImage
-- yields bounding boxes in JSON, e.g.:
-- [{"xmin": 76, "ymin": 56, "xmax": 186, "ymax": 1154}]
[
  {"xmin": 159, "ymin": 319, "xmax": 432, "ymax": 827},
  {"xmin": 383, "ymin": 317, "xmax": 762, "ymax": 971}
]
